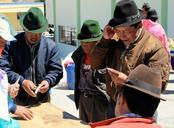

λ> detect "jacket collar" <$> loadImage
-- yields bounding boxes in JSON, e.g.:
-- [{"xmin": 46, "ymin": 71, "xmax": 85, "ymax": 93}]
[
  {"xmin": 72, "ymin": 46, "xmax": 84, "ymax": 64},
  {"xmin": 127, "ymin": 28, "xmax": 145, "ymax": 50}
]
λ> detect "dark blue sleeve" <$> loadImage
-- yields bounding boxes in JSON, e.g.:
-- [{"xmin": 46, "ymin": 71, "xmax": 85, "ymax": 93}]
[
  {"xmin": 8, "ymin": 96, "xmax": 16, "ymax": 114},
  {"xmin": 0, "ymin": 42, "xmax": 25, "ymax": 85},
  {"xmin": 44, "ymin": 43, "xmax": 63, "ymax": 87}
]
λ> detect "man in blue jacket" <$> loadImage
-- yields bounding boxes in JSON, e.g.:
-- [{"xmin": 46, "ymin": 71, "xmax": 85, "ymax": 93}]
[{"xmin": 0, "ymin": 7, "xmax": 63, "ymax": 106}]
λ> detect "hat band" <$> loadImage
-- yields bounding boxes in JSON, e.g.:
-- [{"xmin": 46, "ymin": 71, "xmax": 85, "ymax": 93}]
[
  {"xmin": 79, "ymin": 33, "xmax": 101, "ymax": 40},
  {"xmin": 126, "ymin": 78, "xmax": 161, "ymax": 95},
  {"xmin": 129, "ymin": 12, "xmax": 140, "ymax": 21},
  {"xmin": 112, "ymin": 12, "xmax": 141, "ymax": 28},
  {"xmin": 23, "ymin": 16, "xmax": 42, "ymax": 31},
  {"xmin": 121, "ymin": 13, "xmax": 140, "ymax": 23}
]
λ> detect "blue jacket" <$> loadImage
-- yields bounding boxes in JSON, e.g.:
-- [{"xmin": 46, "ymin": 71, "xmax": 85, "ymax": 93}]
[
  {"xmin": 8, "ymin": 96, "xmax": 16, "ymax": 114},
  {"xmin": 0, "ymin": 32, "xmax": 63, "ymax": 105}
]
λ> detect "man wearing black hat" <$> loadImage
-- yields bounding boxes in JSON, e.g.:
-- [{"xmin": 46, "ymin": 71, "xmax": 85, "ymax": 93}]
[
  {"xmin": 91, "ymin": 0, "xmax": 170, "ymax": 103},
  {"xmin": 90, "ymin": 64, "xmax": 163, "ymax": 128},
  {"xmin": 72, "ymin": 20, "xmax": 110, "ymax": 123},
  {"xmin": 0, "ymin": 7, "xmax": 63, "ymax": 106}
]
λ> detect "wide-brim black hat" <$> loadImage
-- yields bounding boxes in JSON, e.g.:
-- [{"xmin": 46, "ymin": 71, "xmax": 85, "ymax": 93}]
[{"xmin": 109, "ymin": 0, "xmax": 144, "ymax": 28}]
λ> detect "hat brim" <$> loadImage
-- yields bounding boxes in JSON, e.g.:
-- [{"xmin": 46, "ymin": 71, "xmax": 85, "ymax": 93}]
[
  {"xmin": 109, "ymin": 10, "xmax": 144, "ymax": 28},
  {"xmin": 19, "ymin": 14, "xmax": 48, "ymax": 33},
  {"xmin": 148, "ymin": 15, "xmax": 158, "ymax": 19},
  {"xmin": 78, "ymin": 34, "xmax": 103, "ymax": 42},
  {"xmin": 0, "ymin": 31, "xmax": 16, "ymax": 41},
  {"xmin": 123, "ymin": 83, "xmax": 166, "ymax": 101}
]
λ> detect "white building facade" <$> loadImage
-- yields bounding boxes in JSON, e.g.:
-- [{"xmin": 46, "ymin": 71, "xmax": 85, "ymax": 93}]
[{"xmin": 46, "ymin": 0, "xmax": 174, "ymax": 58}]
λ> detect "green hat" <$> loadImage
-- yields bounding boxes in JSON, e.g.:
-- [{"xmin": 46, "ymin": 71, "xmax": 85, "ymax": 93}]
[
  {"xmin": 19, "ymin": 7, "xmax": 48, "ymax": 33},
  {"xmin": 78, "ymin": 20, "xmax": 102, "ymax": 42}
]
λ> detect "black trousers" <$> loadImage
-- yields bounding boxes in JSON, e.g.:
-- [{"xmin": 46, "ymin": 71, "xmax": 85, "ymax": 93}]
[{"xmin": 79, "ymin": 92, "xmax": 115, "ymax": 123}]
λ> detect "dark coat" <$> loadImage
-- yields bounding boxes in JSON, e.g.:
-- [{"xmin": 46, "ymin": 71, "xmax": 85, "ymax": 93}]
[
  {"xmin": 71, "ymin": 46, "xmax": 84, "ymax": 109},
  {"xmin": 0, "ymin": 32, "xmax": 63, "ymax": 105}
]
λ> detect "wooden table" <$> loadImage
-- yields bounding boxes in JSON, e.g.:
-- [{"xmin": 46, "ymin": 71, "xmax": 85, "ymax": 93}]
[{"xmin": 13, "ymin": 103, "xmax": 89, "ymax": 128}]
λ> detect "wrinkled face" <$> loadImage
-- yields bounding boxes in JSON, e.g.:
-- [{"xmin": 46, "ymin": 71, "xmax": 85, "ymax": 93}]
[
  {"xmin": 81, "ymin": 41, "xmax": 96, "ymax": 54},
  {"xmin": 25, "ymin": 31, "xmax": 42, "ymax": 44},
  {"xmin": 0, "ymin": 36, "xmax": 7, "ymax": 48},
  {"xmin": 114, "ymin": 26, "xmax": 139, "ymax": 46}
]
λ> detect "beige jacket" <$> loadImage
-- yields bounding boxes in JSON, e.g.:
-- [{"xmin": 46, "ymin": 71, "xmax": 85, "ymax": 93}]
[{"xmin": 91, "ymin": 28, "xmax": 170, "ymax": 101}]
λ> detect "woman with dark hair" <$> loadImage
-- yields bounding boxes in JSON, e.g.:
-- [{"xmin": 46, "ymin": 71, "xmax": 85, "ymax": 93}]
[
  {"xmin": 142, "ymin": 2, "xmax": 151, "ymax": 18},
  {"xmin": 142, "ymin": 9, "xmax": 170, "ymax": 53}
]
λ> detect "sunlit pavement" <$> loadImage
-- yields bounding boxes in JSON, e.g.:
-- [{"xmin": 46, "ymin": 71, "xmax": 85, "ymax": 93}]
[
  {"xmin": 50, "ymin": 86, "xmax": 79, "ymax": 119},
  {"xmin": 158, "ymin": 70, "xmax": 174, "ymax": 127}
]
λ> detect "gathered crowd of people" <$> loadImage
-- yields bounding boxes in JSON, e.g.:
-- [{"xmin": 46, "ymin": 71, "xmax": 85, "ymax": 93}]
[{"xmin": 0, "ymin": 0, "xmax": 172, "ymax": 128}]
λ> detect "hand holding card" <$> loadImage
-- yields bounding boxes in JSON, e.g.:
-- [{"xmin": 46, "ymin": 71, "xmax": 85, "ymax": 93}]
[
  {"xmin": 34, "ymin": 84, "xmax": 43, "ymax": 94},
  {"xmin": 107, "ymin": 68, "xmax": 128, "ymax": 85}
]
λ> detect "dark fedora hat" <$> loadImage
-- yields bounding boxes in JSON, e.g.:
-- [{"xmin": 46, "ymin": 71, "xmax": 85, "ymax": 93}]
[
  {"xmin": 109, "ymin": 0, "xmax": 144, "ymax": 28},
  {"xmin": 19, "ymin": 7, "xmax": 48, "ymax": 33},
  {"xmin": 146, "ymin": 9, "xmax": 158, "ymax": 20},
  {"xmin": 78, "ymin": 20, "xmax": 102, "ymax": 42},
  {"xmin": 123, "ymin": 64, "xmax": 165, "ymax": 101}
]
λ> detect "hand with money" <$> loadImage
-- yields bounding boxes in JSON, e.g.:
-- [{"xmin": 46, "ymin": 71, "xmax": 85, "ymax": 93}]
[
  {"xmin": 107, "ymin": 68, "xmax": 128, "ymax": 86},
  {"xmin": 36, "ymin": 80, "xmax": 49, "ymax": 94},
  {"xmin": 8, "ymin": 76, "xmax": 20, "ymax": 98}
]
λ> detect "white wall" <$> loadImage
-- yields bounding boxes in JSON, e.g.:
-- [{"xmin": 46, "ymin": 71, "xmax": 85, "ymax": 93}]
[
  {"xmin": 56, "ymin": 0, "xmax": 77, "ymax": 27},
  {"xmin": 133, "ymin": 0, "xmax": 161, "ymax": 23},
  {"xmin": 46, "ymin": 0, "xmax": 77, "ymax": 27},
  {"xmin": 168, "ymin": 0, "xmax": 174, "ymax": 38},
  {"xmin": 46, "ymin": 0, "xmax": 78, "ymax": 58},
  {"xmin": 46, "ymin": 0, "xmax": 112, "ymax": 58},
  {"xmin": 45, "ymin": 0, "xmax": 54, "ymax": 24},
  {"xmin": 80, "ymin": 0, "xmax": 111, "ymax": 28},
  {"xmin": 45, "ymin": 0, "xmax": 174, "ymax": 58}
]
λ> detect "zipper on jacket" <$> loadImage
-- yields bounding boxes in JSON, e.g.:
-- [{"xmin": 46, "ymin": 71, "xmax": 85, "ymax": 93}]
[
  {"xmin": 120, "ymin": 48, "xmax": 128, "ymax": 71},
  {"xmin": 30, "ymin": 46, "xmax": 36, "ymax": 84}
]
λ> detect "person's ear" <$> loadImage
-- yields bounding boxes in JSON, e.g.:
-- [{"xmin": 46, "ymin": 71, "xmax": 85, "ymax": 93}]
[
  {"xmin": 138, "ymin": 21, "xmax": 143, "ymax": 28},
  {"xmin": 117, "ymin": 93, "xmax": 125, "ymax": 106},
  {"xmin": 120, "ymin": 95, "xmax": 125, "ymax": 106}
]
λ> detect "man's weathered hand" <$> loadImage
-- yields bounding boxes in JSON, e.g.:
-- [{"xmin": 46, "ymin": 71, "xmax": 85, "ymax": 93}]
[
  {"xmin": 8, "ymin": 83, "xmax": 19, "ymax": 98},
  {"xmin": 22, "ymin": 80, "xmax": 37, "ymax": 97},
  {"xmin": 14, "ymin": 105, "xmax": 33, "ymax": 120},
  {"xmin": 107, "ymin": 68, "xmax": 128, "ymax": 85},
  {"xmin": 38, "ymin": 80, "xmax": 49, "ymax": 93},
  {"xmin": 103, "ymin": 25, "xmax": 115, "ymax": 39}
]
